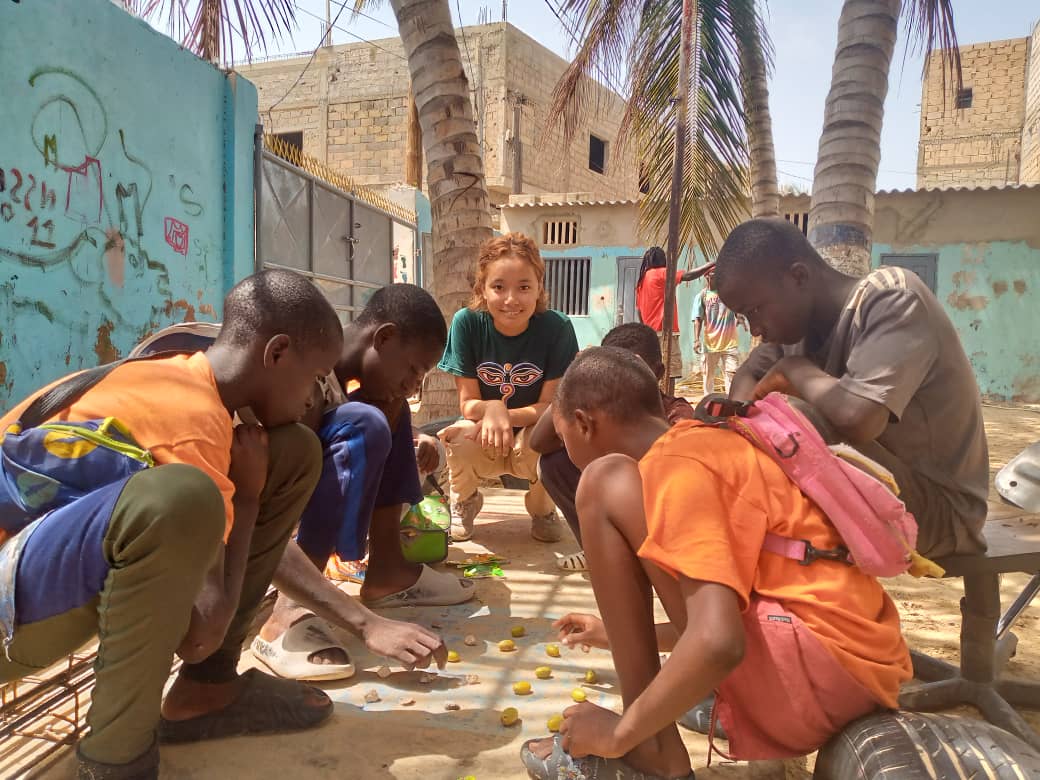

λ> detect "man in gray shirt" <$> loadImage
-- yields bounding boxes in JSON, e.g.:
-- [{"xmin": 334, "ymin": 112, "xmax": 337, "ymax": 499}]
[{"xmin": 715, "ymin": 218, "xmax": 988, "ymax": 559}]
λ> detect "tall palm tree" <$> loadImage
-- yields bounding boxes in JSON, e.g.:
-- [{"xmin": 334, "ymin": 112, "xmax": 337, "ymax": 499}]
[
  {"xmin": 124, "ymin": 0, "xmax": 297, "ymax": 63},
  {"xmin": 731, "ymin": 1, "xmax": 778, "ymax": 218},
  {"xmin": 548, "ymin": 0, "xmax": 777, "ymax": 256},
  {"xmin": 808, "ymin": 0, "xmax": 960, "ymax": 274},
  {"xmin": 353, "ymin": 0, "xmax": 493, "ymax": 418}
]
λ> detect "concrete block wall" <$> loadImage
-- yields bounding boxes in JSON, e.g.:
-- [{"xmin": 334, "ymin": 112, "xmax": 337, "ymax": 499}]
[
  {"xmin": 917, "ymin": 37, "xmax": 1029, "ymax": 188},
  {"xmin": 239, "ymin": 24, "xmax": 638, "ymax": 201},
  {"xmin": 1021, "ymin": 22, "xmax": 1040, "ymax": 184}
]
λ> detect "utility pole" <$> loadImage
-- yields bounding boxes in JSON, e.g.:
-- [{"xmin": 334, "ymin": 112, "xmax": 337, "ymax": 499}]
[
  {"xmin": 502, "ymin": 0, "xmax": 508, "ymax": 24},
  {"xmin": 325, "ymin": 0, "xmax": 333, "ymax": 46},
  {"xmin": 660, "ymin": 0, "xmax": 695, "ymax": 395},
  {"xmin": 511, "ymin": 93, "xmax": 523, "ymax": 194}
]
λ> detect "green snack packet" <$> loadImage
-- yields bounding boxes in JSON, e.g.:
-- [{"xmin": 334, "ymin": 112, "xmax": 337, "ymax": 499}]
[{"xmin": 399, "ymin": 495, "xmax": 450, "ymax": 564}]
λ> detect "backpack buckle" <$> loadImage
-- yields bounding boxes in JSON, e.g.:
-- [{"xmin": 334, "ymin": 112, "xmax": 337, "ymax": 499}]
[
  {"xmin": 694, "ymin": 394, "xmax": 752, "ymax": 425},
  {"xmin": 799, "ymin": 541, "xmax": 853, "ymax": 566}
]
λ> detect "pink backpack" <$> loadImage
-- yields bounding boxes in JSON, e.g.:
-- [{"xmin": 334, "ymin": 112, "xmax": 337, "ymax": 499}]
[{"xmin": 696, "ymin": 393, "xmax": 935, "ymax": 578}]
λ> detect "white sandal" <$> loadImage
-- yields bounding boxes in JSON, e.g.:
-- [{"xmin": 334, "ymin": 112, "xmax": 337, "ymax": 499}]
[
  {"xmin": 251, "ymin": 615, "xmax": 355, "ymax": 681},
  {"xmin": 556, "ymin": 550, "xmax": 588, "ymax": 572}
]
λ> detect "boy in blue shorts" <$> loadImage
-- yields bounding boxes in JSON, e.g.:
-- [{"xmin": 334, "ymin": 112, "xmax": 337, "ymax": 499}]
[
  {"xmin": 252, "ymin": 283, "xmax": 471, "ymax": 679},
  {"xmin": 0, "ymin": 270, "xmax": 344, "ymax": 778}
]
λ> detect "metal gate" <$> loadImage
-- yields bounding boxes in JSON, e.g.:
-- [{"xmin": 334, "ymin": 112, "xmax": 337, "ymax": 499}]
[{"xmin": 256, "ymin": 136, "xmax": 417, "ymax": 321}]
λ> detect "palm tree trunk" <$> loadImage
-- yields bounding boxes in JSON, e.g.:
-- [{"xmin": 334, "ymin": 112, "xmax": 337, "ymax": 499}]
[
  {"xmin": 390, "ymin": 0, "xmax": 493, "ymax": 420},
  {"xmin": 739, "ymin": 17, "xmax": 779, "ymax": 218},
  {"xmin": 200, "ymin": 0, "xmax": 221, "ymax": 63},
  {"xmin": 808, "ymin": 0, "xmax": 900, "ymax": 276},
  {"xmin": 404, "ymin": 85, "xmax": 423, "ymax": 187}
]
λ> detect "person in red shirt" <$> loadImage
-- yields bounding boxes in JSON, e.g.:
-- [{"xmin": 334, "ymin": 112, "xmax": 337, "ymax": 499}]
[{"xmin": 634, "ymin": 246, "xmax": 713, "ymax": 381}]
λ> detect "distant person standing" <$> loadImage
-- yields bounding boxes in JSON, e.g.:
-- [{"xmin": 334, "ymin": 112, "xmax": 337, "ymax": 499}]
[
  {"xmin": 693, "ymin": 269, "xmax": 744, "ymax": 395},
  {"xmin": 634, "ymin": 246, "xmax": 714, "ymax": 381}
]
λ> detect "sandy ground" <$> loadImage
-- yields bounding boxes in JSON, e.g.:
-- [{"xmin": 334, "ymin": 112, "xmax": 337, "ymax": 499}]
[{"xmin": 31, "ymin": 403, "xmax": 1040, "ymax": 779}]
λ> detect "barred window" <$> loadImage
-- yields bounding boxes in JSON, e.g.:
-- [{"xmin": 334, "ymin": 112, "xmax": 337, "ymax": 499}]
[
  {"xmin": 544, "ymin": 256, "xmax": 591, "ymax": 316},
  {"xmin": 542, "ymin": 218, "xmax": 579, "ymax": 246}
]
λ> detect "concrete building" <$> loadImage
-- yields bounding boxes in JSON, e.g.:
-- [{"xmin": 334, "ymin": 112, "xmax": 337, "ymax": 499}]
[
  {"xmin": 917, "ymin": 21, "xmax": 1040, "ymax": 188},
  {"xmin": 501, "ymin": 185, "xmax": 1040, "ymax": 403},
  {"xmin": 238, "ymin": 23, "xmax": 641, "ymax": 208}
]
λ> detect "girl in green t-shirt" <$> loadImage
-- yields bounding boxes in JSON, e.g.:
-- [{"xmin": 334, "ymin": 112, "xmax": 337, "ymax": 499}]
[{"xmin": 437, "ymin": 232, "xmax": 579, "ymax": 543}]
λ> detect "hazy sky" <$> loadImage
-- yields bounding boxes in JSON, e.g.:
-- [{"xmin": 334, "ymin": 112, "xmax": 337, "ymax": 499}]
[{"xmin": 219, "ymin": 0, "xmax": 1040, "ymax": 192}]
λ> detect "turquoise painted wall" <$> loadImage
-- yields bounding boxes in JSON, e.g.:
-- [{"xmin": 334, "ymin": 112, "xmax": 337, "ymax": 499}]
[
  {"xmin": 553, "ymin": 239, "xmax": 1040, "ymax": 401},
  {"xmin": 873, "ymin": 241, "xmax": 1040, "ymax": 403},
  {"xmin": 543, "ymin": 246, "xmax": 752, "ymax": 375},
  {"xmin": 0, "ymin": 0, "xmax": 258, "ymax": 409}
]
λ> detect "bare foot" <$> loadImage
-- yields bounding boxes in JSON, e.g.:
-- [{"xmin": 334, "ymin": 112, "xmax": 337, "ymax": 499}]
[
  {"xmin": 527, "ymin": 737, "xmax": 555, "ymax": 760},
  {"xmin": 258, "ymin": 595, "xmax": 349, "ymax": 666}
]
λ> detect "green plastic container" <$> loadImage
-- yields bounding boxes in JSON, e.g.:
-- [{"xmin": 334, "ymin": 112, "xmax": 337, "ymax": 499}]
[{"xmin": 400, "ymin": 494, "xmax": 450, "ymax": 564}]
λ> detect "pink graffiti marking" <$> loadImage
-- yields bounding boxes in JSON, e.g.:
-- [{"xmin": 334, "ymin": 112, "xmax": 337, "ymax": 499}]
[
  {"xmin": 164, "ymin": 217, "xmax": 189, "ymax": 256},
  {"xmin": 63, "ymin": 156, "xmax": 103, "ymax": 224}
]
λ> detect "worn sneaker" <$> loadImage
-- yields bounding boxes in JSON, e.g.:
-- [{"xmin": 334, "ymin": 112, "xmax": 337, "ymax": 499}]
[
  {"xmin": 450, "ymin": 492, "xmax": 484, "ymax": 541},
  {"xmin": 530, "ymin": 510, "xmax": 563, "ymax": 543}
]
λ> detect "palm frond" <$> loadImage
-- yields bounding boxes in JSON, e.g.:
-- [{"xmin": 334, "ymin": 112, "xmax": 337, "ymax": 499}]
[
  {"xmin": 902, "ymin": 0, "xmax": 962, "ymax": 98},
  {"xmin": 559, "ymin": 1, "xmax": 756, "ymax": 257},
  {"xmin": 131, "ymin": 0, "xmax": 297, "ymax": 64}
]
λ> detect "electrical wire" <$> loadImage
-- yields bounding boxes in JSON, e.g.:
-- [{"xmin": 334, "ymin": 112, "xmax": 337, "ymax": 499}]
[{"xmin": 292, "ymin": 2, "xmax": 406, "ymax": 59}]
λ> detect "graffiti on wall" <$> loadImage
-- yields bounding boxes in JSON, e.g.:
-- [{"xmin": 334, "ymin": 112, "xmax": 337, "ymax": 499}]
[{"xmin": 0, "ymin": 63, "xmax": 220, "ymax": 403}]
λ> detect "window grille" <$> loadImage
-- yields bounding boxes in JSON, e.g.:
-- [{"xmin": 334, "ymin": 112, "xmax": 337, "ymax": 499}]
[
  {"xmin": 542, "ymin": 219, "xmax": 579, "ymax": 246},
  {"xmin": 783, "ymin": 211, "xmax": 809, "ymax": 236},
  {"xmin": 544, "ymin": 257, "xmax": 591, "ymax": 316}
]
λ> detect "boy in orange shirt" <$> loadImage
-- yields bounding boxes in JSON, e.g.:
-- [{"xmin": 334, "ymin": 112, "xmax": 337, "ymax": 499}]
[
  {"xmin": 0, "ymin": 270, "xmax": 374, "ymax": 779},
  {"xmin": 521, "ymin": 347, "xmax": 911, "ymax": 780}
]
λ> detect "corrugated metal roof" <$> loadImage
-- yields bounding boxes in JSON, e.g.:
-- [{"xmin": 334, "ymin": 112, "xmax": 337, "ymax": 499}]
[
  {"xmin": 874, "ymin": 183, "xmax": 1040, "ymax": 195},
  {"xmin": 502, "ymin": 197, "xmax": 641, "ymax": 209},
  {"xmin": 502, "ymin": 183, "xmax": 1040, "ymax": 210}
]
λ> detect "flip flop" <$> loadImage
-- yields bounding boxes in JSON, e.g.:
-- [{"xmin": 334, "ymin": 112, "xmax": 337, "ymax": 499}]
[
  {"xmin": 251, "ymin": 615, "xmax": 356, "ymax": 681},
  {"xmin": 76, "ymin": 738, "xmax": 158, "ymax": 780},
  {"xmin": 556, "ymin": 550, "xmax": 588, "ymax": 572},
  {"xmin": 520, "ymin": 735, "xmax": 695, "ymax": 780},
  {"xmin": 158, "ymin": 668, "xmax": 332, "ymax": 744},
  {"xmin": 362, "ymin": 564, "xmax": 475, "ymax": 608}
]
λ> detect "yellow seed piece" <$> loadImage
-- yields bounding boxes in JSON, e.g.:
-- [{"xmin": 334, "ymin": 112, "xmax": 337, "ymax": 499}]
[
  {"xmin": 571, "ymin": 688, "xmax": 587, "ymax": 702},
  {"xmin": 511, "ymin": 625, "xmax": 526, "ymax": 638},
  {"xmin": 498, "ymin": 639, "xmax": 516, "ymax": 652},
  {"xmin": 584, "ymin": 669, "xmax": 598, "ymax": 684},
  {"xmin": 512, "ymin": 680, "xmax": 532, "ymax": 695},
  {"xmin": 535, "ymin": 666, "xmax": 552, "ymax": 679},
  {"xmin": 447, "ymin": 650, "xmax": 461, "ymax": 663},
  {"xmin": 545, "ymin": 643, "xmax": 561, "ymax": 658},
  {"xmin": 547, "ymin": 714, "xmax": 563, "ymax": 733},
  {"xmin": 500, "ymin": 706, "xmax": 520, "ymax": 726}
]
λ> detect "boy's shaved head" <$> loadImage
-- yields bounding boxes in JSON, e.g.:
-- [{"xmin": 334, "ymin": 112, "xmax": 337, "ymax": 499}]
[
  {"xmin": 557, "ymin": 347, "xmax": 664, "ymax": 424},
  {"xmin": 218, "ymin": 269, "xmax": 341, "ymax": 350},
  {"xmin": 601, "ymin": 323, "xmax": 663, "ymax": 373},
  {"xmin": 355, "ymin": 283, "xmax": 447, "ymax": 348},
  {"xmin": 714, "ymin": 217, "xmax": 825, "ymax": 291}
]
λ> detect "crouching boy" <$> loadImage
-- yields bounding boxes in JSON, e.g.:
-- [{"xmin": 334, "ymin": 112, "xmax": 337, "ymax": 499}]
[
  {"xmin": 521, "ymin": 347, "xmax": 911, "ymax": 780},
  {"xmin": 0, "ymin": 270, "xmax": 343, "ymax": 779}
]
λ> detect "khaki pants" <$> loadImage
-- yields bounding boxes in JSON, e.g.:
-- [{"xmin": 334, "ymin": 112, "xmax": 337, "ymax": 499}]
[
  {"xmin": 441, "ymin": 422, "xmax": 555, "ymax": 519},
  {"xmin": 657, "ymin": 331, "xmax": 683, "ymax": 379},
  {"xmin": 0, "ymin": 424, "xmax": 321, "ymax": 765},
  {"xmin": 702, "ymin": 349, "xmax": 739, "ymax": 395}
]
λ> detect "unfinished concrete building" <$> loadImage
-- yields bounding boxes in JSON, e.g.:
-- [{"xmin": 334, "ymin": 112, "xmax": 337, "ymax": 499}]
[
  {"xmin": 238, "ymin": 23, "xmax": 641, "ymax": 209},
  {"xmin": 917, "ymin": 21, "xmax": 1040, "ymax": 188}
]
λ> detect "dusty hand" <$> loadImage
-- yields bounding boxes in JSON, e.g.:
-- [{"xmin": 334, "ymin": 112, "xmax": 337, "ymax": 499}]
[
  {"xmin": 554, "ymin": 613, "xmax": 609, "ymax": 651},
  {"xmin": 480, "ymin": 401, "xmax": 514, "ymax": 458},
  {"xmin": 560, "ymin": 702, "xmax": 624, "ymax": 759},
  {"xmin": 363, "ymin": 615, "xmax": 447, "ymax": 670},
  {"xmin": 229, "ymin": 424, "xmax": 269, "ymax": 500},
  {"xmin": 414, "ymin": 433, "xmax": 440, "ymax": 474}
]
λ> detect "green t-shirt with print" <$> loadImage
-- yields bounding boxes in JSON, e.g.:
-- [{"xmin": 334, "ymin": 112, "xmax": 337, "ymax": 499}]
[{"xmin": 438, "ymin": 308, "xmax": 579, "ymax": 409}]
